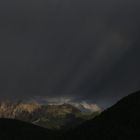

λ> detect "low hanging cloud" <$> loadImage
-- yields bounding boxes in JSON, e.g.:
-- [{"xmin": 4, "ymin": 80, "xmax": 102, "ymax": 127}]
[
  {"xmin": 80, "ymin": 102, "xmax": 102, "ymax": 112},
  {"xmin": 32, "ymin": 96, "xmax": 102, "ymax": 112}
]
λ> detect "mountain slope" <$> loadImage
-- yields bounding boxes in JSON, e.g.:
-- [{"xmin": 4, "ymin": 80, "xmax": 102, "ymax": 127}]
[
  {"xmin": 0, "ymin": 118, "xmax": 54, "ymax": 140},
  {"xmin": 61, "ymin": 91, "xmax": 140, "ymax": 140}
]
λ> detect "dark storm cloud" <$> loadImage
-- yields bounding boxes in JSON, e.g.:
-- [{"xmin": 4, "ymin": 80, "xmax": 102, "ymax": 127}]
[{"xmin": 0, "ymin": 0, "xmax": 140, "ymax": 107}]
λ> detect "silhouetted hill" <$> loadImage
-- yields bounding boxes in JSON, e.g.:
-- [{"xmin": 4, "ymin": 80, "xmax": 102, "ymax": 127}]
[
  {"xmin": 0, "ymin": 118, "xmax": 54, "ymax": 140},
  {"xmin": 61, "ymin": 91, "xmax": 140, "ymax": 140}
]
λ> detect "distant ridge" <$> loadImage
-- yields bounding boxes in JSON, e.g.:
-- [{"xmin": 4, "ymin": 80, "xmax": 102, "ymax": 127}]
[{"xmin": 0, "ymin": 101, "xmax": 101, "ymax": 129}]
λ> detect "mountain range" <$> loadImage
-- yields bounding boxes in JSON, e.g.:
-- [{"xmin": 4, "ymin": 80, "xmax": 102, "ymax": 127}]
[
  {"xmin": 0, "ymin": 90, "xmax": 140, "ymax": 140},
  {"xmin": 0, "ymin": 101, "xmax": 101, "ymax": 129}
]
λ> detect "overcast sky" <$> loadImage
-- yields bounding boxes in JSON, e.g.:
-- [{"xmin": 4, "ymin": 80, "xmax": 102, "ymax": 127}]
[{"xmin": 0, "ymin": 0, "xmax": 140, "ymax": 107}]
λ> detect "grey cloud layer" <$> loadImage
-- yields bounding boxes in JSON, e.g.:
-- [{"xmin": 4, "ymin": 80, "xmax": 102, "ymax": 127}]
[{"xmin": 0, "ymin": 0, "xmax": 140, "ymax": 107}]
